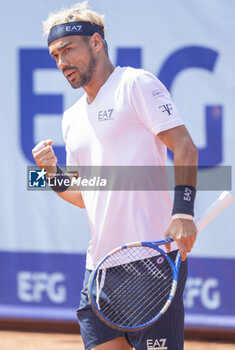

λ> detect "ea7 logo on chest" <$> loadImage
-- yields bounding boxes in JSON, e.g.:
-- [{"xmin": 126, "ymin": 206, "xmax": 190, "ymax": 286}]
[{"xmin": 98, "ymin": 109, "xmax": 114, "ymax": 122}]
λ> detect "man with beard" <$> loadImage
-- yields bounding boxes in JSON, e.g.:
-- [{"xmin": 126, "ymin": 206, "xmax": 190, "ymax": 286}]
[{"xmin": 32, "ymin": 2, "xmax": 198, "ymax": 350}]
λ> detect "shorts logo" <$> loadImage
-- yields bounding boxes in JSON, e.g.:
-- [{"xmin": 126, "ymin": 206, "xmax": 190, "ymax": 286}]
[
  {"xmin": 98, "ymin": 109, "xmax": 114, "ymax": 122},
  {"xmin": 28, "ymin": 168, "xmax": 47, "ymax": 188},
  {"xmin": 66, "ymin": 25, "xmax": 82, "ymax": 32},
  {"xmin": 147, "ymin": 338, "xmax": 168, "ymax": 350},
  {"xmin": 159, "ymin": 104, "xmax": 173, "ymax": 116}
]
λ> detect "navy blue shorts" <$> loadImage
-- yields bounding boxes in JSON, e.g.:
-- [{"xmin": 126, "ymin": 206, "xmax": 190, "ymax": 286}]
[{"xmin": 77, "ymin": 250, "xmax": 188, "ymax": 350}]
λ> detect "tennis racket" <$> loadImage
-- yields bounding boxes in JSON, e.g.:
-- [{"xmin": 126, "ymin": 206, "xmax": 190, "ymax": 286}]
[{"xmin": 88, "ymin": 191, "xmax": 233, "ymax": 331}]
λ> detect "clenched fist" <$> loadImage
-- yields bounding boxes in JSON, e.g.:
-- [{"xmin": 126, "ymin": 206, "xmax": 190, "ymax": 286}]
[{"xmin": 32, "ymin": 139, "xmax": 57, "ymax": 178}]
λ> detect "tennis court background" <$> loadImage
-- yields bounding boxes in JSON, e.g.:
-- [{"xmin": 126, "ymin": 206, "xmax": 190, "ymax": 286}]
[{"xmin": 0, "ymin": 0, "xmax": 234, "ymax": 332}]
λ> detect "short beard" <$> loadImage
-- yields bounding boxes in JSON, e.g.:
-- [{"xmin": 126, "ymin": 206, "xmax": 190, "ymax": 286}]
[{"xmin": 70, "ymin": 45, "xmax": 97, "ymax": 89}]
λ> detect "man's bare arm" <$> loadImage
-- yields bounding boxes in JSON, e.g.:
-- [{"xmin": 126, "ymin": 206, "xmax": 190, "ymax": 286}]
[
  {"xmin": 157, "ymin": 125, "xmax": 198, "ymax": 260},
  {"xmin": 55, "ymin": 189, "xmax": 85, "ymax": 208},
  {"xmin": 158, "ymin": 124, "xmax": 198, "ymax": 186}
]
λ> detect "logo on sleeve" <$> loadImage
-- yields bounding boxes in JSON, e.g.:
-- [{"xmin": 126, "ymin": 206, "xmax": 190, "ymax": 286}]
[
  {"xmin": 152, "ymin": 89, "xmax": 165, "ymax": 99},
  {"xmin": 98, "ymin": 109, "xmax": 114, "ymax": 122},
  {"xmin": 159, "ymin": 104, "xmax": 173, "ymax": 116}
]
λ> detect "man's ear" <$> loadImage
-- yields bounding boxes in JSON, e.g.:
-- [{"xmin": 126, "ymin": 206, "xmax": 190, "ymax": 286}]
[{"xmin": 90, "ymin": 33, "xmax": 103, "ymax": 52}]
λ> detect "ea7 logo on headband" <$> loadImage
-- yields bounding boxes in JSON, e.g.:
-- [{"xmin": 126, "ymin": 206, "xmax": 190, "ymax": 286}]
[{"xmin": 66, "ymin": 25, "xmax": 82, "ymax": 32}]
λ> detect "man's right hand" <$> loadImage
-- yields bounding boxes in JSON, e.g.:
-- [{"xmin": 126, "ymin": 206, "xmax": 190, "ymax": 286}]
[
  {"xmin": 32, "ymin": 139, "xmax": 57, "ymax": 178},
  {"xmin": 32, "ymin": 139, "xmax": 85, "ymax": 208}
]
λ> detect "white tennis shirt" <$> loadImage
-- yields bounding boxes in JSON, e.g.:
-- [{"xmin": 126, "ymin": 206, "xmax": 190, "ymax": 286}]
[{"xmin": 62, "ymin": 66, "xmax": 184, "ymax": 269}]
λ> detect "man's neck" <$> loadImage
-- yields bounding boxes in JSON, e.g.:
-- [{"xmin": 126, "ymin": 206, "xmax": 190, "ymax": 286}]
[{"xmin": 84, "ymin": 58, "xmax": 115, "ymax": 104}]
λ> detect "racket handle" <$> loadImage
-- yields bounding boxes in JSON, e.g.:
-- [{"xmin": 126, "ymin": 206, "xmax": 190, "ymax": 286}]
[{"xmin": 195, "ymin": 191, "xmax": 233, "ymax": 232}]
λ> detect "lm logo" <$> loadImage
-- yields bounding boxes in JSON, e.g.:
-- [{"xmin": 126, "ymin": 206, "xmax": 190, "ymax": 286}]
[
  {"xmin": 28, "ymin": 168, "xmax": 47, "ymax": 188},
  {"xmin": 98, "ymin": 109, "xmax": 114, "ymax": 122},
  {"xmin": 147, "ymin": 338, "xmax": 167, "ymax": 350}
]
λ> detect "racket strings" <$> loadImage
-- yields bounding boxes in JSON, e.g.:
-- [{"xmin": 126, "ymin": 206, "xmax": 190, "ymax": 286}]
[
  {"xmin": 101, "ymin": 259, "xmax": 172, "ymax": 315},
  {"xmin": 101, "ymin": 245, "xmax": 160, "ymax": 268},
  {"xmin": 103, "ymin": 265, "xmax": 172, "ymax": 326},
  {"xmin": 92, "ymin": 246, "xmax": 173, "ymax": 327},
  {"xmin": 126, "ymin": 269, "xmax": 173, "ymax": 325},
  {"xmin": 96, "ymin": 267, "xmax": 171, "ymax": 327},
  {"xmin": 108, "ymin": 264, "xmax": 172, "ymax": 324}
]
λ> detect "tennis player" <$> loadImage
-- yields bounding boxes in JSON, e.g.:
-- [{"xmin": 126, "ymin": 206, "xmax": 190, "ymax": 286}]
[{"xmin": 32, "ymin": 2, "xmax": 198, "ymax": 350}]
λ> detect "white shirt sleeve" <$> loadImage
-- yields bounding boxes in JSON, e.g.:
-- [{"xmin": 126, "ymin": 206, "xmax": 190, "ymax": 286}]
[{"xmin": 130, "ymin": 71, "xmax": 184, "ymax": 135}]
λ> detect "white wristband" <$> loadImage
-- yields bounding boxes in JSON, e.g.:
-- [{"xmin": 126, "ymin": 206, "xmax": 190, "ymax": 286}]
[{"xmin": 172, "ymin": 213, "xmax": 194, "ymax": 220}]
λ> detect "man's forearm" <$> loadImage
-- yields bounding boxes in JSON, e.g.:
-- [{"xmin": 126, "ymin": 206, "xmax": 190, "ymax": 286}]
[
  {"xmin": 47, "ymin": 168, "xmax": 85, "ymax": 208},
  {"xmin": 157, "ymin": 125, "xmax": 198, "ymax": 187},
  {"xmin": 56, "ymin": 189, "xmax": 85, "ymax": 208},
  {"xmin": 173, "ymin": 134, "xmax": 198, "ymax": 187}
]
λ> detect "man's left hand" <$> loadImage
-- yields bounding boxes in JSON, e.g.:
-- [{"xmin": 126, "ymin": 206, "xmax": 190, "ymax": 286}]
[{"xmin": 165, "ymin": 219, "xmax": 198, "ymax": 261}]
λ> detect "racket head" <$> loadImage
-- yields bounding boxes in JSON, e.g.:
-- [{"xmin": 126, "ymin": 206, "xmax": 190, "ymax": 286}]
[{"xmin": 88, "ymin": 242, "xmax": 180, "ymax": 331}]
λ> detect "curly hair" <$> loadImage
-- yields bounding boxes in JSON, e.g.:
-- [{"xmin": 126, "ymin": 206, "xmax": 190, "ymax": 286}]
[{"xmin": 43, "ymin": 1, "xmax": 105, "ymax": 37}]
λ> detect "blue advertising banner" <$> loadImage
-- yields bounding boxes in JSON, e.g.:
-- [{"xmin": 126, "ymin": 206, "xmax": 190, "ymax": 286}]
[
  {"xmin": 0, "ymin": 252, "xmax": 86, "ymax": 321},
  {"xmin": 185, "ymin": 257, "xmax": 235, "ymax": 329},
  {"xmin": 0, "ymin": 251, "xmax": 234, "ymax": 329}
]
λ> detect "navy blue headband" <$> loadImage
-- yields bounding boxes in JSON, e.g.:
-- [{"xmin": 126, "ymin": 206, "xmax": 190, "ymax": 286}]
[{"xmin": 48, "ymin": 21, "xmax": 105, "ymax": 45}]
